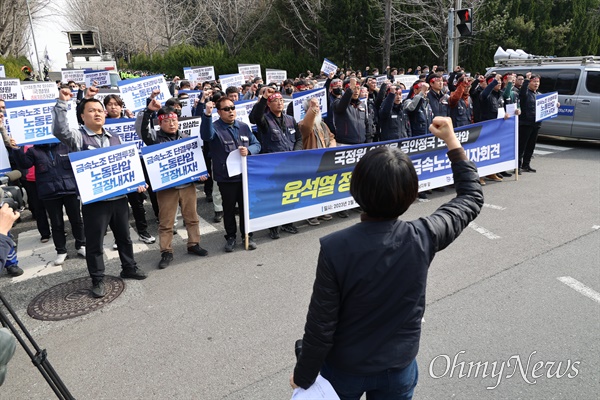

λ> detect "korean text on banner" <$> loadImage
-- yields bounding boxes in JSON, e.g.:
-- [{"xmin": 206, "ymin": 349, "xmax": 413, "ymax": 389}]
[
  {"xmin": 395, "ymin": 75, "xmax": 419, "ymax": 88},
  {"xmin": 535, "ymin": 92, "xmax": 559, "ymax": 122},
  {"xmin": 320, "ymin": 58, "xmax": 337, "ymax": 76},
  {"xmin": 0, "ymin": 79, "xmax": 23, "ymax": 101},
  {"xmin": 238, "ymin": 64, "xmax": 261, "ymax": 81},
  {"xmin": 183, "ymin": 66, "xmax": 216, "ymax": 82},
  {"xmin": 117, "ymin": 75, "xmax": 171, "ymax": 112},
  {"xmin": 140, "ymin": 136, "xmax": 208, "ymax": 192},
  {"xmin": 69, "ymin": 142, "xmax": 146, "ymax": 204},
  {"xmin": 266, "ymin": 69, "xmax": 287, "ymax": 84},
  {"xmin": 5, "ymin": 99, "xmax": 76, "ymax": 145},
  {"xmin": 244, "ymin": 117, "xmax": 517, "ymax": 233},
  {"xmin": 61, "ymin": 69, "xmax": 85, "ymax": 84},
  {"xmin": 84, "ymin": 70, "xmax": 111, "ymax": 88},
  {"xmin": 291, "ymin": 88, "xmax": 328, "ymax": 123},
  {"xmin": 178, "ymin": 90, "xmax": 202, "ymax": 117},
  {"xmin": 219, "ymin": 74, "xmax": 246, "ymax": 90},
  {"xmin": 104, "ymin": 118, "xmax": 144, "ymax": 151},
  {"xmin": 20, "ymin": 82, "xmax": 59, "ymax": 101}
]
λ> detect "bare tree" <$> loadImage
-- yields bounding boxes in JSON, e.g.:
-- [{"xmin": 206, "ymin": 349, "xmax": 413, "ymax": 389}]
[
  {"xmin": 63, "ymin": 0, "xmax": 211, "ymax": 59},
  {"xmin": 276, "ymin": 0, "xmax": 323, "ymax": 58},
  {"xmin": 0, "ymin": 0, "xmax": 49, "ymax": 57},
  {"xmin": 206, "ymin": 0, "xmax": 274, "ymax": 56}
]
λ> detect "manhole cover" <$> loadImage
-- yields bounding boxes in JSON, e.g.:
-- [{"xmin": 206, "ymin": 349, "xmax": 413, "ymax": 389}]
[{"xmin": 27, "ymin": 276, "xmax": 125, "ymax": 321}]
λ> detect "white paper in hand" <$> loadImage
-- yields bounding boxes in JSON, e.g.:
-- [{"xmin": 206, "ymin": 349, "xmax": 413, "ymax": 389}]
[
  {"xmin": 505, "ymin": 103, "xmax": 517, "ymax": 117},
  {"xmin": 291, "ymin": 375, "xmax": 340, "ymax": 400},
  {"xmin": 226, "ymin": 149, "xmax": 242, "ymax": 177}
]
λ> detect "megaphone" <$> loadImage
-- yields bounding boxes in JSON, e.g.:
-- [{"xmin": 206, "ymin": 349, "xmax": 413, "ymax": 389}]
[
  {"xmin": 493, "ymin": 47, "xmax": 509, "ymax": 62},
  {"xmin": 515, "ymin": 49, "xmax": 531, "ymax": 59}
]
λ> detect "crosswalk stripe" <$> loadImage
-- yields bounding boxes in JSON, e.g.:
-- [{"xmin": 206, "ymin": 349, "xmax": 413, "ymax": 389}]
[{"xmin": 536, "ymin": 143, "xmax": 573, "ymax": 151}]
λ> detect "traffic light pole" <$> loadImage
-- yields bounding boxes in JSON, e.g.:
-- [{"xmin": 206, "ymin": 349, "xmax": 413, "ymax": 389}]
[
  {"xmin": 453, "ymin": 0, "xmax": 462, "ymax": 68},
  {"xmin": 447, "ymin": 8, "xmax": 455, "ymax": 73}
]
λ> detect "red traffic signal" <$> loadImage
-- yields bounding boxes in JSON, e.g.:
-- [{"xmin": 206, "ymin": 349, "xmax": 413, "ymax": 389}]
[{"xmin": 456, "ymin": 8, "xmax": 473, "ymax": 37}]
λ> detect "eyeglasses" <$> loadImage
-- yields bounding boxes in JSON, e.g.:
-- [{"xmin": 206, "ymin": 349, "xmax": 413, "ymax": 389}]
[{"xmin": 219, "ymin": 106, "xmax": 236, "ymax": 112}]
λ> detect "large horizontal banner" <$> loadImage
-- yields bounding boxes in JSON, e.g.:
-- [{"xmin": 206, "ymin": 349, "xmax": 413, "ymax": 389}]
[
  {"xmin": 291, "ymin": 87, "xmax": 328, "ymax": 123},
  {"xmin": 117, "ymin": 75, "xmax": 170, "ymax": 112},
  {"xmin": 70, "ymin": 142, "xmax": 145, "ymax": 204},
  {"xmin": 244, "ymin": 117, "xmax": 517, "ymax": 232},
  {"xmin": 0, "ymin": 79, "xmax": 23, "ymax": 101},
  {"xmin": 140, "ymin": 136, "xmax": 208, "ymax": 192},
  {"xmin": 104, "ymin": 118, "xmax": 144, "ymax": 151},
  {"xmin": 535, "ymin": 91, "xmax": 559, "ymax": 122},
  {"xmin": 5, "ymin": 99, "xmax": 78, "ymax": 145}
]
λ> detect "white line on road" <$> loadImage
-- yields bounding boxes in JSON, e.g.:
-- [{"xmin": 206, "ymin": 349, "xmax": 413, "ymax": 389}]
[
  {"xmin": 557, "ymin": 276, "xmax": 600, "ymax": 305},
  {"xmin": 483, "ymin": 203, "xmax": 507, "ymax": 211},
  {"xmin": 468, "ymin": 222, "xmax": 501, "ymax": 240},
  {"xmin": 536, "ymin": 143, "xmax": 573, "ymax": 151},
  {"xmin": 533, "ymin": 149, "xmax": 554, "ymax": 156}
]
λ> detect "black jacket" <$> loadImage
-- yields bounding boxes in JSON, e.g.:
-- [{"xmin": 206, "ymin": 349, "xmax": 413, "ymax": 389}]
[{"xmin": 293, "ymin": 149, "xmax": 483, "ymax": 389}]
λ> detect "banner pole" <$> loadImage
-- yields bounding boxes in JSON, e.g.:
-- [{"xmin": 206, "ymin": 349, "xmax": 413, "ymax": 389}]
[
  {"xmin": 241, "ymin": 151, "xmax": 250, "ymax": 250},
  {"xmin": 514, "ymin": 114, "xmax": 519, "ymax": 181}
]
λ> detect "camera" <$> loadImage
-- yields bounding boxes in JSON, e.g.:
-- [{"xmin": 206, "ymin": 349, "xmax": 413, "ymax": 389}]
[{"xmin": 0, "ymin": 171, "xmax": 24, "ymax": 211}]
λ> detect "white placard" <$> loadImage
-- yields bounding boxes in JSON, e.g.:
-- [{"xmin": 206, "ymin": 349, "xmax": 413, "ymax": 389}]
[
  {"xmin": 178, "ymin": 117, "xmax": 203, "ymax": 145},
  {"xmin": 238, "ymin": 64, "xmax": 261, "ymax": 81},
  {"xmin": 20, "ymin": 82, "xmax": 59, "ymax": 100},
  {"xmin": 395, "ymin": 75, "xmax": 419, "ymax": 89},
  {"xmin": 183, "ymin": 66, "xmax": 215, "ymax": 82},
  {"xmin": 0, "ymin": 145, "xmax": 11, "ymax": 173},
  {"xmin": 5, "ymin": 99, "xmax": 78, "ymax": 145},
  {"xmin": 535, "ymin": 91, "xmax": 559, "ymax": 122},
  {"xmin": 104, "ymin": 118, "xmax": 144, "ymax": 151},
  {"xmin": 0, "ymin": 79, "xmax": 23, "ymax": 101},
  {"xmin": 219, "ymin": 74, "xmax": 245, "ymax": 91},
  {"xmin": 61, "ymin": 69, "xmax": 85, "ymax": 84},
  {"xmin": 0, "ymin": 65, "xmax": 5, "ymax": 78},
  {"xmin": 84, "ymin": 70, "xmax": 111, "ymax": 88},
  {"xmin": 320, "ymin": 58, "xmax": 338, "ymax": 75},
  {"xmin": 70, "ymin": 143, "xmax": 146, "ymax": 204},
  {"xmin": 141, "ymin": 137, "xmax": 207, "ymax": 192},
  {"xmin": 233, "ymin": 99, "xmax": 257, "ymax": 130},
  {"xmin": 117, "ymin": 75, "xmax": 171, "ymax": 112},
  {"xmin": 291, "ymin": 88, "xmax": 328, "ymax": 123},
  {"xmin": 265, "ymin": 69, "xmax": 287, "ymax": 85}
]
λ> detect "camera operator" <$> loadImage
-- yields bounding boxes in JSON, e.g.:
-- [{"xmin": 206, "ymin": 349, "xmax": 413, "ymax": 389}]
[{"xmin": 0, "ymin": 203, "xmax": 24, "ymax": 385}]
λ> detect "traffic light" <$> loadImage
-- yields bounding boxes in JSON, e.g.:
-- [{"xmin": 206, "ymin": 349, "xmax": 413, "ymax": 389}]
[{"xmin": 456, "ymin": 8, "xmax": 473, "ymax": 37}]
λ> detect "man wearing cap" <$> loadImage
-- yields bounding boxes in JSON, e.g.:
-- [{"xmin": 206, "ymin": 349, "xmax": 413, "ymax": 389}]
[
  {"xmin": 249, "ymin": 87, "xmax": 302, "ymax": 239},
  {"xmin": 138, "ymin": 99, "xmax": 209, "ymax": 269},
  {"xmin": 332, "ymin": 77, "xmax": 371, "ymax": 145}
]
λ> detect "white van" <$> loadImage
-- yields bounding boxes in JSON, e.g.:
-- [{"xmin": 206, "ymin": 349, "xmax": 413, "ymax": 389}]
[{"xmin": 488, "ymin": 56, "xmax": 600, "ymax": 140}]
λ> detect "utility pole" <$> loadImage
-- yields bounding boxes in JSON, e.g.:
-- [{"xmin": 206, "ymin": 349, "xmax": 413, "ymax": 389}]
[{"xmin": 25, "ymin": 0, "xmax": 43, "ymax": 79}]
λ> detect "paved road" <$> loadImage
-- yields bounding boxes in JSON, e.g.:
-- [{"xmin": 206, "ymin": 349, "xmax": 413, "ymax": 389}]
[{"xmin": 0, "ymin": 137, "xmax": 598, "ymax": 399}]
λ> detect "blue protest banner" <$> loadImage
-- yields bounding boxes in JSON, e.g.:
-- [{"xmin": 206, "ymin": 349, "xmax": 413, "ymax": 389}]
[
  {"xmin": 140, "ymin": 136, "xmax": 208, "ymax": 192},
  {"xmin": 244, "ymin": 117, "xmax": 517, "ymax": 232},
  {"xmin": 69, "ymin": 142, "xmax": 146, "ymax": 204}
]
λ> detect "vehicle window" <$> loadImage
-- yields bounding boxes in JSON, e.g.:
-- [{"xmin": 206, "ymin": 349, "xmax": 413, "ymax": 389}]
[
  {"xmin": 556, "ymin": 72, "xmax": 579, "ymax": 95},
  {"xmin": 585, "ymin": 71, "xmax": 600, "ymax": 94},
  {"xmin": 535, "ymin": 69, "xmax": 580, "ymax": 95}
]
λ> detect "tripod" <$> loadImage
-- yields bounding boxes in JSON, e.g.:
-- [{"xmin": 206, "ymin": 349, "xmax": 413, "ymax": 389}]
[{"xmin": 0, "ymin": 290, "xmax": 75, "ymax": 399}]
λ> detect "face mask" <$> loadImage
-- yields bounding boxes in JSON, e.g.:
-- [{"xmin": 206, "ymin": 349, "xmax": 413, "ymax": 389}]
[
  {"xmin": 285, "ymin": 87, "xmax": 294, "ymax": 95},
  {"xmin": 174, "ymin": 109, "xmax": 182, "ymax": 117},
  {"xmin": 332, "ymin": 88, "xmax": 343, "ymax": 96}
]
